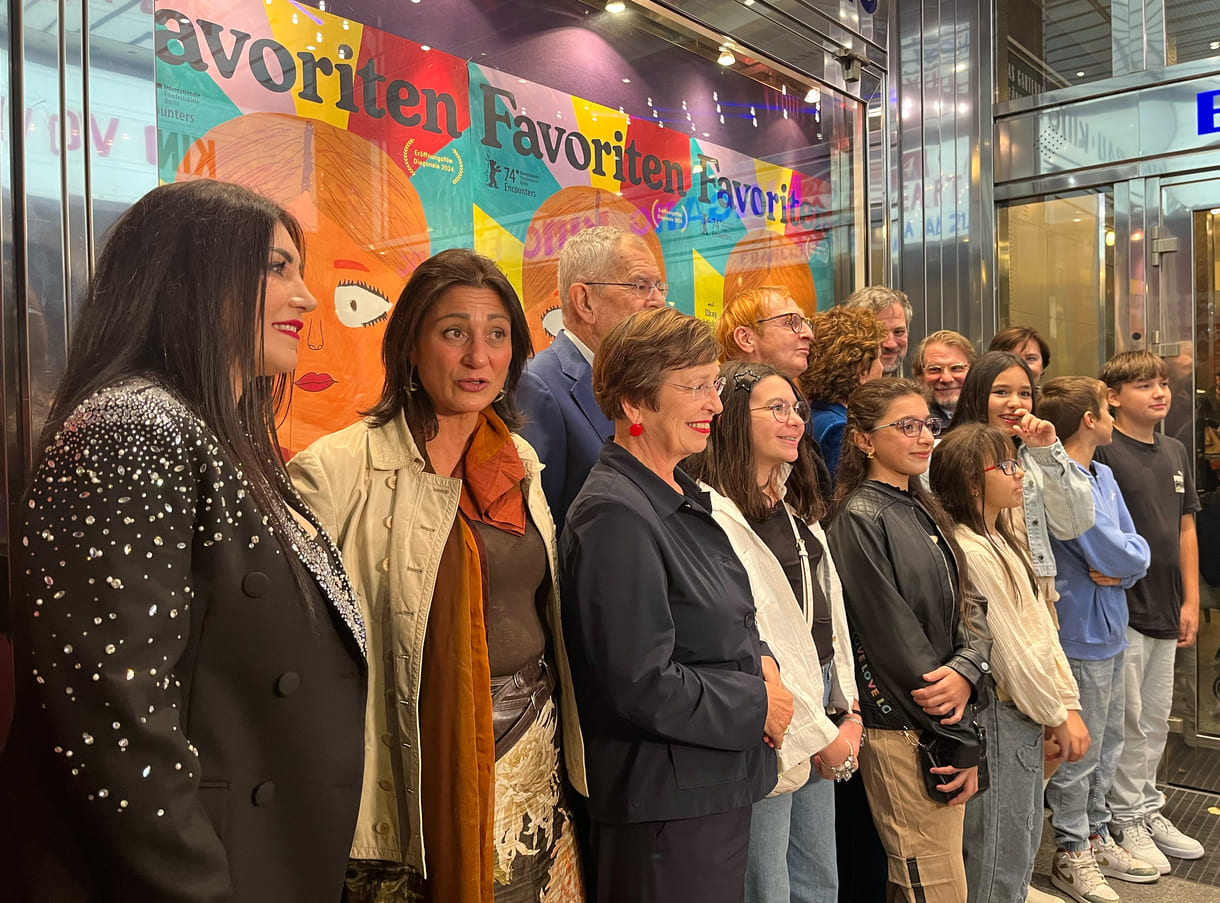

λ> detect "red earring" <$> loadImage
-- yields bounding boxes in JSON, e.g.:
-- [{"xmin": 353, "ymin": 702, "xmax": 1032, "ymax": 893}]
[{"xmin": 628, "ymin": 422, "xmax": 644, "ymax": 437}]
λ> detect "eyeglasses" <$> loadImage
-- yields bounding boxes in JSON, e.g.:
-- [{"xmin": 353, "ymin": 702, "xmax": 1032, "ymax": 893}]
[
  {"xmin": 756, "ymin": 312, "xmax": 814, "ymax": 334},
  {"xmin": 752, "ymin": 400, "xmax": 810, "ymax": 423},
  {"xmin": 923, "ymin": 363, "xmax": 970, "ymax": 378},
  {"xmin": 871, "ymin": 417, "xmax": 944, "ymax": 438},
  {"xmin": 584, "ymin": 279, "xmax": 669, "ymax": 300},
  {"xmin": 984, "ymin": 459, "xmax": 1023, "ymax": 476},
  {"xmin": 669, "ymin": 376, "xmax": 727, "ymax": 399}
]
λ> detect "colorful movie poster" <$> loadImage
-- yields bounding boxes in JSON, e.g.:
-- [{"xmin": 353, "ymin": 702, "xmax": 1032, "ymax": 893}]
[{"xmin": 154, "ymin": 0, "xmax": 833, "ymax": 455}]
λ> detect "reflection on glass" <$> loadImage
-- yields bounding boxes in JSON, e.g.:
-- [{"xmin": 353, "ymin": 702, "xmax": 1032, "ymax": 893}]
[
  {"xmin": 997, "ymin": 192, "xmax": 1114, "ymax": 381},
  {"xmin": 1165, "ymin": 1, "xmax": 1220, "ymax": 66},
  {"xmin": 1188, "ymin": 208, "xmax": 1220, "ymax": 737},
  {"xmin": 996, "ymin": 0, "xmax": 1114, "ymax": 101}
]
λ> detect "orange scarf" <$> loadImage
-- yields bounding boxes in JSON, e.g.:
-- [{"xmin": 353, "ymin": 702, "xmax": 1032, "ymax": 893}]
[
  {"xmin": 415, "ymin": 408, "xmax": 525, "ymax": 902},
  {"xmin": 458, "ymin": 410, "xmax": 526, "ymax": 536},
  {"xmin": 418, "ymin": 517, "xmax": 495, "ymax": 902}
]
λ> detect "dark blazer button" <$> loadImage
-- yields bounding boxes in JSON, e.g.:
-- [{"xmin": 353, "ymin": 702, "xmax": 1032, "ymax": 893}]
[
  {"xmin": 242, "ymin": 571, "xmax": 270, "ymax": 597},
  {"xmin": 274, "ymin": 672, "xmax": 301, "ymax": 697},
  {"xmin": 745, "ymin": 612, "xmax": 756, "ymax": 628},
  {"xmin": 252, "ymin": 781, "xmax": 276, "ymax": 805}
]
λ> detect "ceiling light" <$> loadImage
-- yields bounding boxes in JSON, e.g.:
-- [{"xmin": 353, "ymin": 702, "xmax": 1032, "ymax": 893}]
[
  {"xmin": 718, "ymin": 48, "xmax": 736, "ymax": 66},
  {"xmin": 1211, "ymin": 41, "xmax": 1220, "ymax": 50},
  {"xmin": 605, "ymin": 1, "xmax": 626, "ymax": 13},
  {"xmin": 1075, "ymin": 70, "xmax": 1085, "ymax": 77}
]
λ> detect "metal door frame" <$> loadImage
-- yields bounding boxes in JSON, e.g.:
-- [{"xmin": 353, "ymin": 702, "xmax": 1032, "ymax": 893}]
[{"xmin": 1154, "ymin": 174, "xmax": 1220, "ymax": 756}]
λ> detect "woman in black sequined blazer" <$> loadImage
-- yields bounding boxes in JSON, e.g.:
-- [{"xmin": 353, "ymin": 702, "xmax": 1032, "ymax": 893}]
[{"xmin": 0, "ymin": 180, "xmax": 368, "ymax": 903}]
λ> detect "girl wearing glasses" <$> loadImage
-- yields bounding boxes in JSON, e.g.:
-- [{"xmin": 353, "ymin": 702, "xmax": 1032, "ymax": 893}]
[
  {"xmin": 946, "ymin": 351, "xmax": 1095, "ymax": 617},
  {"xmin": 929, "ymin": 424, "xmax": 1087, "ymax": 903},
  {"xmin": 827, "ymin": 380, "xmax": 991, "ymax": 903},
  {"xmin": 685, "ymin": 361, "xmax": 861, "ymax": 903},
  {"xmin": 799, "ymin": 306, "xmax": 888, "ymax": 481}
]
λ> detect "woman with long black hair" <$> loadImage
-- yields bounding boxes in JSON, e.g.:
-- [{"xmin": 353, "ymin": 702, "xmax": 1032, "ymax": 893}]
[
  {"xmin": 827, "ymin": 379, "xmax": 990, "ymax": 903},
  {"xmin": 0, "ymin": 180, "xmax": 367, "ymax": 902},
  {"xmin": 685, "ymin": 361, "xmax": 861, "ymax": 903},
  {"xmin": 946, "ymin": 351, "xmax": 1094, "ymax": 605}
]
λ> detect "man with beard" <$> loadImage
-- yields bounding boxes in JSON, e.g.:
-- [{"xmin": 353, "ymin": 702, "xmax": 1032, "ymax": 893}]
[
  {"xmin": 844, "ymin": 285, "xmax": 912, "ymax": 377},
  {"xmin": 912, "ymin": 330, "xmax": 977, "ymax": 425}
]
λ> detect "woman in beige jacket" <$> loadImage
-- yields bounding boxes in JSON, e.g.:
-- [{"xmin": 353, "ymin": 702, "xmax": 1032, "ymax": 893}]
[{"xmin": 289, "ymin": 249, "xmax": 587, "ymax": 903}]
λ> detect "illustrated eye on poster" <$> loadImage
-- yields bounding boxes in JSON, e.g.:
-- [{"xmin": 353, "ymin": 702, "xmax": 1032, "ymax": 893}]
[
  {"xmin": 154, "ymin": 0, "xmax": 834, "ymax": 455},
  {"xmin": 334, "ymin": 282, "xmax": 392, "ymax": 329}
]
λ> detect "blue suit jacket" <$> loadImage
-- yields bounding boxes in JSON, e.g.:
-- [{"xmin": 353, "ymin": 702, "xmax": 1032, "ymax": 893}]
[{"xmin": 518, "ymin": 331, "xmax": 615, "ymax": 530}]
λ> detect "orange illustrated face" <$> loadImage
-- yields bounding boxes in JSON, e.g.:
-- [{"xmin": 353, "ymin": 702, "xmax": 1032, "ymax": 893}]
[
  {"xmin": 280, "ymin": 198, "xmax": 409, "ymax": 455},
  {"xmin": 173, "ymin": 113, "xmax": 429, "ymax": 458}
]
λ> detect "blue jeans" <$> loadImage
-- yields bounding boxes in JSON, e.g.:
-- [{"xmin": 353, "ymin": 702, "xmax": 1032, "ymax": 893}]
[
  {"xmin": 744, "ymin": 774, "xmax": 837, "ymax": 903},
  {"xmin": 963, "ymin": 701, "xmax": 1044, "ymax": 903},
  {"xmin": 1046, "ymin": 652, "xmax": 1126, "ymax": 851}
]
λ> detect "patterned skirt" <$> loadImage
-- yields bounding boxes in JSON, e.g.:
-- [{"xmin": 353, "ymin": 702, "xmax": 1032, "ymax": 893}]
[{"xmin": 342, "ymin": 696, "xmax": 585, "ymax": 903}]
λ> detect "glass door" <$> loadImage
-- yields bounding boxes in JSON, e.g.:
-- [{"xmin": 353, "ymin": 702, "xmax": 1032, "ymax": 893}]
[{"xmin": 1157, "ymin": 177, "xmax": 1220, "ymax": 791}]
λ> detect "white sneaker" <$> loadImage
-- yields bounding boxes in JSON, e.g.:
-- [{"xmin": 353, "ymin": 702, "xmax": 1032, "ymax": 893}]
[
  {"xmin": 1146, "ymin": 812, "xmax": 1205, "ymax": 860},
  {"xmin": 1051, "ymin": 849, "xmax": 1119, "ymax": 903},
  {"xmin": 1027, "ymin": 885, "xmax": 1065, "ymax": 903},
  {"xmin": 1113, "ymin": 820, "xmax": 1171, "ymax": 875},
  {"xmin": 1089, "ymin": 834, "xmax": 1160, "ymax": 884}
]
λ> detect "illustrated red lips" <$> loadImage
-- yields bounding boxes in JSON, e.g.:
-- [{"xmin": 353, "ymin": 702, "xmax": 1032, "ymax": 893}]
[{"xmin": 295, "ymin": 372, "xmax": 337, "ymax": 392}]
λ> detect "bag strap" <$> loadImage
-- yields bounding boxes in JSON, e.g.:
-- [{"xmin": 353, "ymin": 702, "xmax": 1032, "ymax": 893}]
[{"xmin": 782, "ymin": 503, "xmax": 816, "ymax": 631}]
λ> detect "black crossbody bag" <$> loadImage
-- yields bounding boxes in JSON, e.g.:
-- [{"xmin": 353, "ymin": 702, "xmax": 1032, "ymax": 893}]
[{"xmin": 854, "ymin": 640, "xmax": 989, "ymax": 804}]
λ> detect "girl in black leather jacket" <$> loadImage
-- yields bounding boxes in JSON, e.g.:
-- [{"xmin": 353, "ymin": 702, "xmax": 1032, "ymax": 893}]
[{"xmin": 827, "ymin": 379, "xmax": 991, "ymax": 903}]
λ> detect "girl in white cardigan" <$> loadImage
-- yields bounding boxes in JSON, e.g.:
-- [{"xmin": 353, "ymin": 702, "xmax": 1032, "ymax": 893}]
[
  {"xmin": 685, "ymin": 361, "xmax": 861, "ymax": 903},
  {"xmin": 929, "ymin": 423, "xmax": 1089, "ymax": 903}
]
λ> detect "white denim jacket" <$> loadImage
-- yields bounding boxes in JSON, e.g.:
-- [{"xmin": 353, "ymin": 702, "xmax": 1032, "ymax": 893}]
[{"xmin": 1017, "ymin": 439, "xmax": 1095, "ymax": 577}]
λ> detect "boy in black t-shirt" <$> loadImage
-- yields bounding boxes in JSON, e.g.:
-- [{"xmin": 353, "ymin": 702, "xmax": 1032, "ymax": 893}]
[{"xmin": 1094, "ymin": 351, "xmax": 1204, "ymax": 874}]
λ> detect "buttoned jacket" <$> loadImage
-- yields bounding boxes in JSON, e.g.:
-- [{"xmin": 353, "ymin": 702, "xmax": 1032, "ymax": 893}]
[
  {"xmin": 560, "ymin": 443, "xmax": 774, "ymax": 824},
  {"xmin": 0, "ymin": 380, "xmax": 367, "ymax": 903},
  {"xmin": 288, "ymin": 412, "xmax": 587, "ymax": 876},
  {"xmin": 517, "ymin": 331, "xmax": 614, "ymax": 529}
]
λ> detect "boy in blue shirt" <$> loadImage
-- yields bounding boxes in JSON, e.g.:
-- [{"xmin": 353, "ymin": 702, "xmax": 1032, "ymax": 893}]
[{"xmin": 1040, "ymin": 377, "xmax": 1154, "ymax": 903}]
